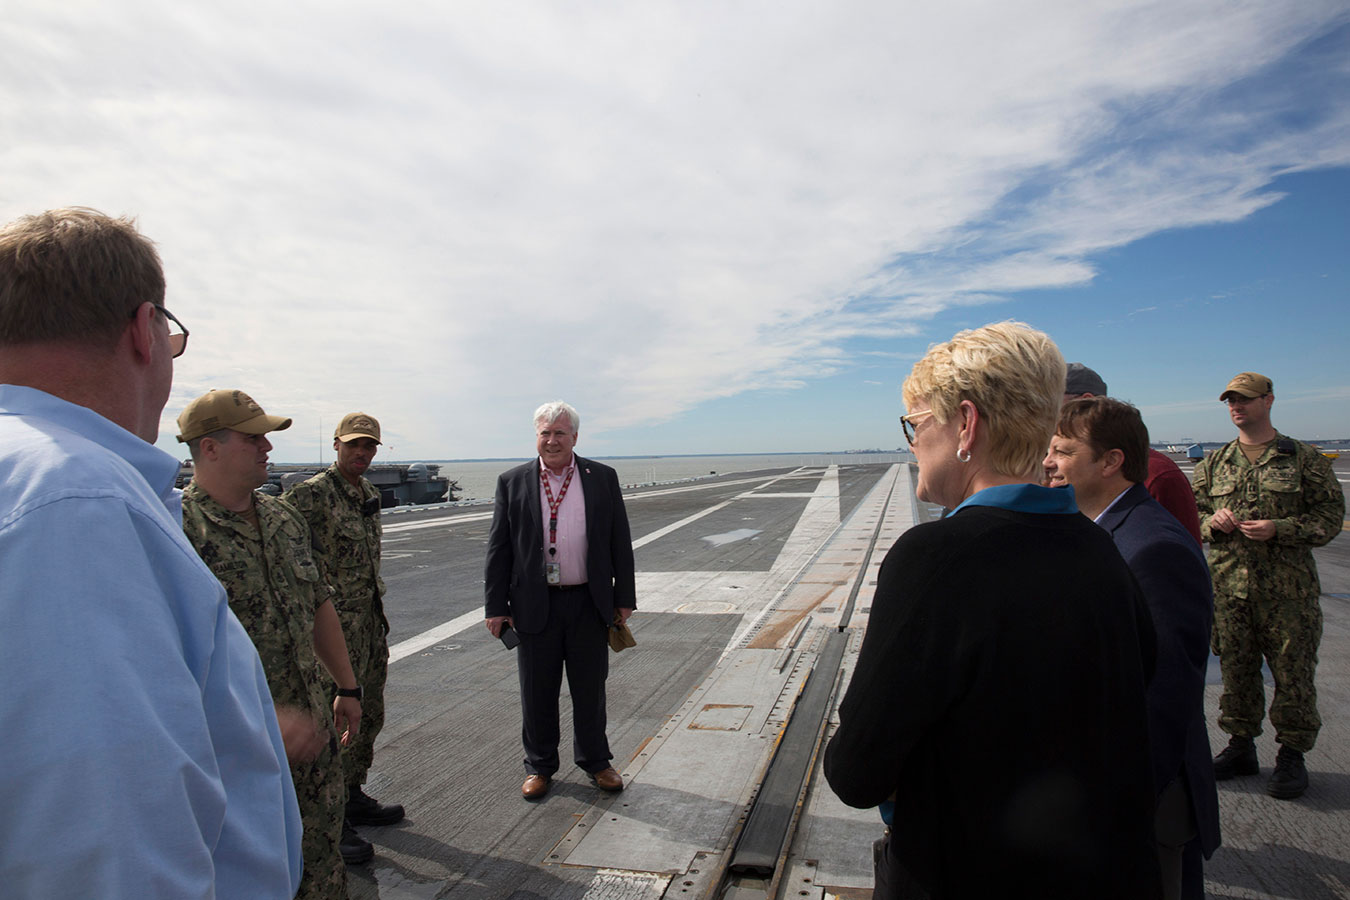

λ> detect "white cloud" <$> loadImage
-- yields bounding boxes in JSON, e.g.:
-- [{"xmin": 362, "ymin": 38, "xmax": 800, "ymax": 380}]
[{"xmin": 2, "ymin": 0, "xmax": 1348, "ymax": 457}]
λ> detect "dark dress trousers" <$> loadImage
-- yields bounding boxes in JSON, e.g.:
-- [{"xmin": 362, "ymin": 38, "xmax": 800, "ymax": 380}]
[
  {"xmin": 484, "ymin": 456, "xmax": 636, "ymax": 776},
  {"xmin": 1097, "ymin": 483, "xmax": 1221, "ymax": 897}
]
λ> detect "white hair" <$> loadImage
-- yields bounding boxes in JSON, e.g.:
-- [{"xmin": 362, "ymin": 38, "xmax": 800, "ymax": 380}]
[{"xmin": 533, "ymin": 400, "xmax": 580, "ymax": 433}]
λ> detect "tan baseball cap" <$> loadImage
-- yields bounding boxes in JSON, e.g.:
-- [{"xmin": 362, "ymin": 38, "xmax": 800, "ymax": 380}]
[
  {"xmin": 1219, "ymin": 372, "xmax": 1273, "ymax": 401},
  {"xmin": 176, "ymin": 390, "xmax": 293, "ymax": 443},
  {"xmin": 335, "ymin": 412, "xmax": 381, "ymax": 444}
]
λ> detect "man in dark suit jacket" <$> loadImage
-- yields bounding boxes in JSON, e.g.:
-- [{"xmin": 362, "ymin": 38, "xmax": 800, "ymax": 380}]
[
  {"xmin": 484, "ymin": 401, "xmax": 636, "ymax": 800},
  {"xmin": 1046, "ymin": 397, "xmax": 1220, "ymax": 900}
]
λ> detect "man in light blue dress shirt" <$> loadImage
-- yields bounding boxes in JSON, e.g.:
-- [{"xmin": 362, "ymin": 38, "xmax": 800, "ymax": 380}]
[{"xmin": 0, "ymin": 208, "xmax": 302, "ymax": 898}]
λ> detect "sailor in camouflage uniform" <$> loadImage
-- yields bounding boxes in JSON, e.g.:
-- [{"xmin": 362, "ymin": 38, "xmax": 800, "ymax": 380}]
[
  {"xmin": 176, "ymin": 390, "xmax": 367, "ymax": 893},
  {"xmin": 1192, "ymin": 372, "xmax": 1345, "ymax": 800},
  {"xmin": 285, "ymin": 412, "xmax": 405, "ymax": 855}
]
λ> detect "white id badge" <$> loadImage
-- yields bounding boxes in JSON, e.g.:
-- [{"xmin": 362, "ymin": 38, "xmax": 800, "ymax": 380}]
[{"xmin": 546, "ymin": 562, "xmax": 562, "ymax": 585}]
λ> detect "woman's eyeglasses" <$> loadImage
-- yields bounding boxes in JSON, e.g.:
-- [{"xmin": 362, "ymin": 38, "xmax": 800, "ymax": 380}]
[{"xmin": 900, "ymin": 409, "xmax": 935, "ymax": 446}]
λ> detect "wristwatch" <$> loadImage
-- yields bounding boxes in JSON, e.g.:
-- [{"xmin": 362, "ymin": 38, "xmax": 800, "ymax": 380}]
[{"xmin": 336, "ymin": 685, "xmax": 363, "ymax": 700}]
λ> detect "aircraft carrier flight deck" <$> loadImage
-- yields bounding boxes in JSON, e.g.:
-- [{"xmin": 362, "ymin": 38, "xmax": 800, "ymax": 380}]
[{"xmin": 349, "ymin": 458, "xmax": 1350, "ymax": 900}]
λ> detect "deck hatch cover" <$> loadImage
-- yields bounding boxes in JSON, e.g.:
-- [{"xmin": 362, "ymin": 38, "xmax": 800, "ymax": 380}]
[{"xmin": 689, "ymin": 704, "xmax": 753, "ymax": 731}]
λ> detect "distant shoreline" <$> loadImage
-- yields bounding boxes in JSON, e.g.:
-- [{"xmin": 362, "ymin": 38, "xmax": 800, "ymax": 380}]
[{"xmin": 266, "ymin": 441, "xmax": 1349, "ymax": 467}]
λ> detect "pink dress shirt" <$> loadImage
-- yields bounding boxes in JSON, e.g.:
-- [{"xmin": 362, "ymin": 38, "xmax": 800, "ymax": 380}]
[{"xmin": 539, "ymin": 455, "xmax": 588, "ymax": 585}]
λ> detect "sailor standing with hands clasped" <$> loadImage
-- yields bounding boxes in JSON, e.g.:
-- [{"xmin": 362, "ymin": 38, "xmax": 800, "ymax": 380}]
[{"xmin": 1193, "ymin": 372, "xmax": 1344, "ymax": 800}]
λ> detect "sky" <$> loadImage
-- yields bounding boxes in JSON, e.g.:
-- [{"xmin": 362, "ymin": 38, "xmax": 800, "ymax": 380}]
[{"xmin": 4, "ymin": 1, "xmax": 1348, "ymax": 461}]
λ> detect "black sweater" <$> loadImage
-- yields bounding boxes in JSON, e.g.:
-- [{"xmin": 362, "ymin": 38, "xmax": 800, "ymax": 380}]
[{"xmin": 824, "ymin": 504, "xmax": 1161, "ymax": 899}]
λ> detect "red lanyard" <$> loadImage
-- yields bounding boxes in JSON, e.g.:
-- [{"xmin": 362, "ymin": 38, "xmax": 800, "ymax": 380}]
[{"xmin": 540, "ymin": 465, "xmax": 575, "ymax": 555}]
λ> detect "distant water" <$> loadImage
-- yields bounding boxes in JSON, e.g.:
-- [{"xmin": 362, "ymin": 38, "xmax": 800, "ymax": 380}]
[{"xmin": 432, "ymin": 451, "xmax": 911, "ymax": 502}]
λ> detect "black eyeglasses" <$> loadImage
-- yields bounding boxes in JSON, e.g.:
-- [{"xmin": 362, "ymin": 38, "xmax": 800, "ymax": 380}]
[
  {"xmin": 1223, "ymin": 394, "xmax": 1267, "ymax": 406},
  {"xmin": 129, "ymin": 303, "xmax": 189, "ymax": 358},
  {"xmin": 900, "ymin": 409, "xmax": 935, "ymax": 446}
]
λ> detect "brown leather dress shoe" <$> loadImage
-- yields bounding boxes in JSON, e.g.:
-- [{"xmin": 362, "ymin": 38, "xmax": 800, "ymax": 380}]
[
  {"xmin": 521, "ymin": 774, "xmax": 551, "ymax": 800},
  {"xmin": 590, "ymin": 767, "xmax": 624, "ymax": 792}
]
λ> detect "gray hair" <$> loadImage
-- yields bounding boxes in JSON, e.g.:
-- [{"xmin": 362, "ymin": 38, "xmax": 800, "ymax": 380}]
[{"xmin": 533, "ymin": 401, "xmax": 580, "ymax": 433}]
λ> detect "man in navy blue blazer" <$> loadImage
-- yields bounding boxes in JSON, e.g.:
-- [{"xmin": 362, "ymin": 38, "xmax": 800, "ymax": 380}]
[
  {"xmin": 1046, "ymin": 397, "xmax": 1220, "ymax": 900},
  {"xmin": 484, "ymin": 401, "xmax": 636, "ymax": 800}
]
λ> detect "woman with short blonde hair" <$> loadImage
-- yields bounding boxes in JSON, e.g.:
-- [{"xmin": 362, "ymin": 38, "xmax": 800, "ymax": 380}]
[{"xmin": 901, "ymin": 320, "xmax": 1064, "ymax": 482}]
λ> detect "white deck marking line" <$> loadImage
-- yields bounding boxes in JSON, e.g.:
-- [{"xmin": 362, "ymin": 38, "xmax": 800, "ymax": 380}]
[
  {"xmin": 630, "ymin": 501, "xmax": 732, "ymax": 550},
  {"xmin": 382, "ymin": 512, "xmax": 492, "ymax": 533},
  {"xmin": 389, "ymin": 610, "xmax": 483, "ymax": 663},
  {"xmin": 631, "ymin": 468, "xmax": 809, "ymax": 550},
  {"xmin": 389, "ymin": 468, "xmax": 816, "ymax": 663},
  {"xmin": 622, "ymin": 472, "xmax": 803, "ymax": 499}
]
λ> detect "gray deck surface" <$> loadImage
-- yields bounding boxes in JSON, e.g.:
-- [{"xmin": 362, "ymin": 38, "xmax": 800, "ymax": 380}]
[{"xmin": 347, "ymin": 458, "xmax": 1350, "ymax": 899}]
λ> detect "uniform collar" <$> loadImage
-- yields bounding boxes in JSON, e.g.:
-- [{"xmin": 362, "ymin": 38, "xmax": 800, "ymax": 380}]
[
  {"xmin": 184, "ymin": 481, "xmax": 268, "ymax": 537},
  {"xmin": 327, "ymin": 463, "xmax": 374, "ymax": 500}
]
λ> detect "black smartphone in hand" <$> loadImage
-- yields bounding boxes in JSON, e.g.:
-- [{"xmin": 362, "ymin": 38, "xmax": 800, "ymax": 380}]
[{"xmin": 499, "ymin": 624, "xmax": 521, "ymax": 650}]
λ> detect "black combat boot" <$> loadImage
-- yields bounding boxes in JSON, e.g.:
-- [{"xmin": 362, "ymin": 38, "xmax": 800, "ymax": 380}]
[
  {"xmin": 1267, "ymin": 746, "xmax": 1308, "ymax": 799},
  {"xmin": 340, "ymin": 820, "xmax": 374, "ymax": 865},
  {"xmin": 1212, "ymin": 735, "xmax": 1259, "ymax": 780},
  {"xmin": 346, "ymin": 784, "xmax": 405, "ymax": 826}
]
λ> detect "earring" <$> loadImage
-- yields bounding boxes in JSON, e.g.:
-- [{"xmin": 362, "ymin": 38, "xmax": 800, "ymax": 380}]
[{"xmin": 956, "ymin": 448, "xmax": 972, "ymax": 463}]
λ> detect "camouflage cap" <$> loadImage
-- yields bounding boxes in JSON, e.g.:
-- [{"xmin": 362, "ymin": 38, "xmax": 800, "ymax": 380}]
[
  {"xmin": 176, "ymin": 389, "xmax": 293, "ymax": 443},
  {"xmin": 1220, "ymin": 372, "xmax": 1273, "ymax": 401},
  {"xmin": 1065, "ymin": 362, "xmax": 1108, "ymax": 397},
  {"xmin": 335, "ymin": 412, "xmax": 381, "ymax": 444}
]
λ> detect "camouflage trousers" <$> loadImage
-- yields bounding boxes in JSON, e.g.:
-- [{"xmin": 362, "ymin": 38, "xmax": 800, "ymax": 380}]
[
  {"xmin": 293, "ymin": 729, "xmax": 348, "ymax": 900},
  {"xmin": 332, "ymin": 599, "xmax": 390, "ymax": 789},
  {"xmin": 1212, "ymin": 590, "xmax": 1322, "ymax": 752}
]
